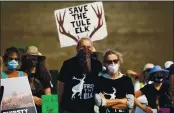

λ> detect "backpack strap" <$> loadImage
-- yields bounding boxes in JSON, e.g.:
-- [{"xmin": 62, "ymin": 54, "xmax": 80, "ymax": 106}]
[
  {"xmin": 0, "ymin": 72, "xmax": 8, "ymax": 79},
  {"xmin": 18, "ymin": 71, "xmax": 24, "ymax": 77}
]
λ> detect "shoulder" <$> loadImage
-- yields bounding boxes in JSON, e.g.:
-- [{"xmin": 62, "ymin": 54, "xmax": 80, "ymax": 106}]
[
  {"xmin": 91, "ymin": 58, "xmax": 102, "ymax": 66},
  {"xmin": 121, "ymin": 75, "xmax": 132, "ymax": 81},
  {"xmin": 63, "ymin": 56, "xmax": 77, "ymax": 65}
]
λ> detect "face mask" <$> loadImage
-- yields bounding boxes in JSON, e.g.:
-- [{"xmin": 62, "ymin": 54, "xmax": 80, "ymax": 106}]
[
  {"xmin": 152, "ymin": 73, "xmax": 164, "ymax": 83},
  {"xmin": 107, "ymin": 63, "xmax": 119, "ymax": 74},
  {"xmin": 154, "ymin": 76, "xmax": 163, "ymax": 83},
  {"xmin": 77, "ymin": 48, "xmax": 92, "ymax": 73},
  {"xmin": 7, "ymin": 60, "xmax": 19, "ymax": 70}
]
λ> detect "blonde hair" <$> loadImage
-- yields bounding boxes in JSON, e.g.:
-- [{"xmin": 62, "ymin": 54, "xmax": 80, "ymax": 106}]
[{"xmin": 104, "ymin": 49, "xmax": 123, "ymax": 63}]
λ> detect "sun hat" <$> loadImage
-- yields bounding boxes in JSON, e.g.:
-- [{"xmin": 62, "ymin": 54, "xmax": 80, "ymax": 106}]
[
  {"xmin": 164, "ymin": 61, "xmax": 173, "ymax": 69},
  {"xmin": 148, "ymin": 65, "xmax": 169, "ymax": 79},
  {"xmin": 24, "ymin": 46, "xmax": 46, "ymax": 60},
  {"xmin": 143, "ymin": 63, "xmax": 154, "ymax": 71}
]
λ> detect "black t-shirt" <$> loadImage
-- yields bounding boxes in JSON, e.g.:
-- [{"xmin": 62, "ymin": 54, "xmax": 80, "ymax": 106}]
[
  {"xmin": 57, "ymin": 56, "xmax": 102, "ymax": 113},
  {"xmin": 27, "ymin": 68, "xmax": 52, "ymax": 98},
  {"xmin": 95, "ymin": 75, "xmax": 134, "ymax": 113},
  {"xmin": 140, "ymin": 83, "xmax": 170, "ymax": 109}
]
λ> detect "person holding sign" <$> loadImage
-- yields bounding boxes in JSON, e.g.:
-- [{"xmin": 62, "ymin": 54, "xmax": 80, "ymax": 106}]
[
  {"xmin": 0, "ymin": 47, "xmax": 27, "ymax": 79},
  {"xmin": 94, "ymin": 49, "xmax": 134, "ymax": 113},
  {"xmin": 57, "ymin": 38, "xmax": 102, "ymax": 113},
  {"xmin": 21, "ymin": 46, "xmax": 52, "ymax": 113}
]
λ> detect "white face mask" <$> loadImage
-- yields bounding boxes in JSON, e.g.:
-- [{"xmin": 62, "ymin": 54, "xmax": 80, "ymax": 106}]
[{"xmin": 107, "ymin": 63, "xmax": 119, "ymax": 74}]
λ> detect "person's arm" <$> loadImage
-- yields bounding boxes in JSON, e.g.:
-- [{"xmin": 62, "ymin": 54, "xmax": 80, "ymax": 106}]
[
  {"xmin": 94, "ymin": 93, "xmax": 127, "ymax": 107},
  {"xmin": 135, "ymin": 89, "xmax": 153, "ymax": 113},
  {"xmin": 134, "ymin": 81, "xmax": 147, "ymax": 104},
  {"xmin": 33, "ymin": 96, "xmax": 42, "ymax": 106},
  {"xmin": 57, "ymin": 81, "xmax": 64, "ymax": 104},
  {"xmin": 57, "ymin": 61, "xmax": 67, "ymax": 106},
  {"xmin": 134, "ymin": 97, "xmax": 153, "ymax": 113},
  {"xmin": 111, "ymin": 103, "xmax": 127, "ymax": 109},
  {"xmin": 104, "ymin": 98, "xmax": 127, "ymax": 107}
]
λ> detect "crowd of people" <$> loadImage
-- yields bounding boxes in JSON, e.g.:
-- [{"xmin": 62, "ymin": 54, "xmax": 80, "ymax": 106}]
[{"xmin": 0, "ymin": 38, "xmax": 174, "ymax": 113}]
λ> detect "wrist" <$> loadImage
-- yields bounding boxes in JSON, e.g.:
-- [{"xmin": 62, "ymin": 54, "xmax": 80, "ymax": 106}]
[{"xmin": 142, "ymin": 105, "xmax": 146, "ymax": 111}]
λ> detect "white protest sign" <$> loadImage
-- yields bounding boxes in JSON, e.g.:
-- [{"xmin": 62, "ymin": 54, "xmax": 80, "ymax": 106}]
[
  {"xmin": 0, "ymin": 77, "xmax": 37, "ymax": 113},
  {"xmin": 54, "ymin": 2, "xmax": 107, "ymax": 47}
]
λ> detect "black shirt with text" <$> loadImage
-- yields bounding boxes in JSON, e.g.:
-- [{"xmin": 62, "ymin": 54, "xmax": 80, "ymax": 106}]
[{"xmin": 57, "ymin": 56, "xmax": 102, "ymax": 113}]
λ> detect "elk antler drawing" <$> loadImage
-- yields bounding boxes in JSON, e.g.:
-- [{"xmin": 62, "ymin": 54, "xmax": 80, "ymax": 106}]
[
  {"xmin": 56, "ymin": 10, "xmax": 79, "ymax": 43},
  {"xmin": 56, "ymin": 5, "xmax": 103, "ymax": 43},
  {"xmin": 89, "ymin": 5, "xmax": 103, "ymax": 38}
]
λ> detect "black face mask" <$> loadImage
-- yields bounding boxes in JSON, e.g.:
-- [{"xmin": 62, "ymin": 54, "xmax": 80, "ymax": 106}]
[
  {"xmin": 152, "ymin": 72, "xmax": 164, "ymax": 83},
  {"xmin": 77, "ymin": 48, "xmax": 92, "ymax": 73},
  {"xmin": 24, "ymin": 58, "xmax": 38, "ymax": 69}
]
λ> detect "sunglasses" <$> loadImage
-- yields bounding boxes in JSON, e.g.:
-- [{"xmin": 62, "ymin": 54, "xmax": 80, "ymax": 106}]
[
  {"xmin": 8, "ymin": 58, "xmax": 18, "ymax": 61},
  {"xmin": 26, "ymin": 55, "xmax": 38, "ymax": 60},
  {"xmin": 106, "ymin": 59, "xmax": 119, "ymax": 64}
]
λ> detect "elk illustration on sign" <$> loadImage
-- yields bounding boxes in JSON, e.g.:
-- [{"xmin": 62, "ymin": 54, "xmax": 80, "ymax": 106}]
[
  {"xmin": 54, "ymin": 2, "xmax": 107, "ymax": 47},
  {"xmin": 56, "ymin": 5, "xmax": 103, "ymax": 43}
]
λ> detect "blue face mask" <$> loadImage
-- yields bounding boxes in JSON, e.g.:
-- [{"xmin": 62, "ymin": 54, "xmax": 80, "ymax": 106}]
[{"xmin": 7, "ymin": 60, "xmax": 19, "ymax": 70}]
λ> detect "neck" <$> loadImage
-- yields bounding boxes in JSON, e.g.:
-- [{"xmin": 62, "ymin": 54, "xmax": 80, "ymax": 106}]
[
  {"xmin": 109, "ymin": 71, "xmax": 119, "ymax": 79},
  {"xmin": 31, "ymin": 67, "xmax": 36, "ymax": 73},
  {"xmin": 6, "ymin": 69, "xmax": 16, "ymax": 74},
  {"xmin": 154, "ymin": 82, "xmax": 162, "ymax": 87}
]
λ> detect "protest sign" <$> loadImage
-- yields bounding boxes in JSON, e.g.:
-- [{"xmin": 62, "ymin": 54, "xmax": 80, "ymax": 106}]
[
  {"xmin": 54, "ymin": 2, "xmax": 107, "ymax": 47},
  {"xmin": 0, "ymin": 77, "xmax": 37, "ymax": 113},
  {"xmin": 42, "ymin": 95, "xmax": 58, "ymax": 113}
]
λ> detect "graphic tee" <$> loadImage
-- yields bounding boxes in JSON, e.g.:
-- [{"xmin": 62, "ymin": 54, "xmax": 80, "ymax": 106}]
[
  {"xmin": 95, "ymin": 73, "xmax": 134, "ymax": 113},
  {"xmin": 57, "ymin": 56, "xmax": 102, "ymax": 113},
  {"xmin": 140, "ymin": 83, "xmax": 170, "ymax": 109}
]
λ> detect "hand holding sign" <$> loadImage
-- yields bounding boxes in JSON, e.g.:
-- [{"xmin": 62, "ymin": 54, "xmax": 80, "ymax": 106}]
[{"xmin": 55, "ymin": 2, "xmax": 107, "ymax": 47}]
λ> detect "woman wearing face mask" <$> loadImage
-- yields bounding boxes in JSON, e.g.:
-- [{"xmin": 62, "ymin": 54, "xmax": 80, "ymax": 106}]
[
  {"xmin": 94, "ymin": 49, "xmax": 134, "ymax": 113},
  {"xmin": 0, "ymin": 47, "xmax": 27, "ymax": 79},
  {"xmin": 135, "ymin": 65, "xmax": 171, "ymax": 113},
  {"xmin": 20, "ymin": 46, "xmax": 52, "ymax": 113}
]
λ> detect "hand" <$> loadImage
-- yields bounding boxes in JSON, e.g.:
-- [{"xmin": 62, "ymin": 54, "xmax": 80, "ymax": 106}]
[
  {"xmin": 33, "ymin": 96, "xmax": 42, "ymax": 106},
  {"xmin": 126, "ymin": 70, "xmax": 137, "ymax": 75},
  {"xmin": 142, "ymin": 106, "xmax": 153, "ymax": 113}
]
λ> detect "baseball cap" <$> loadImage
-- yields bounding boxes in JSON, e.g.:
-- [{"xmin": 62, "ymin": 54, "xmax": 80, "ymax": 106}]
[
  {"xmin": 164, "ymin": 61, "xmax": 173, "ymax": 69},
  {"xmin": 143, "ymin": 63, "xmax": 154, "ymax": 71}
]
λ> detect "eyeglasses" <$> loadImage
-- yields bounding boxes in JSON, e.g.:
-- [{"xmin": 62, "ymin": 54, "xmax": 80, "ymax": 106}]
[
  {"xmin": 8, "ymin": 58, "xmax": 18, "ymax": 61},
  {"xmin": 106, "ymin": 59, "xmax": 119, "ymax": 64}
]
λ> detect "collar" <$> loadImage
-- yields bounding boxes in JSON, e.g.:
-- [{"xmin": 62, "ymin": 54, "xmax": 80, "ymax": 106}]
[{"xmin": 98, "ymin": 71, "xmax": 124, "ymax": 80}]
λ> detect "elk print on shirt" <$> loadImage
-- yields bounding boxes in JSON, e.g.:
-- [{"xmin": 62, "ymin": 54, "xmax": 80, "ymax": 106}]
[
  {"xmin": 71, "ymin": 74, "xmax": 86, "ymax": 100},
  {"xmin": 103, "ymin": 87, "xmax": 117, "ymax": 113}
]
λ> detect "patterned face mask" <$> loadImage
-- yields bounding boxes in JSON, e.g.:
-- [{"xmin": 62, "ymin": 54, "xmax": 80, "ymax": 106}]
[{"xmin": 77, "ymin": 48, "xmax": 92, "ymax": 73}]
